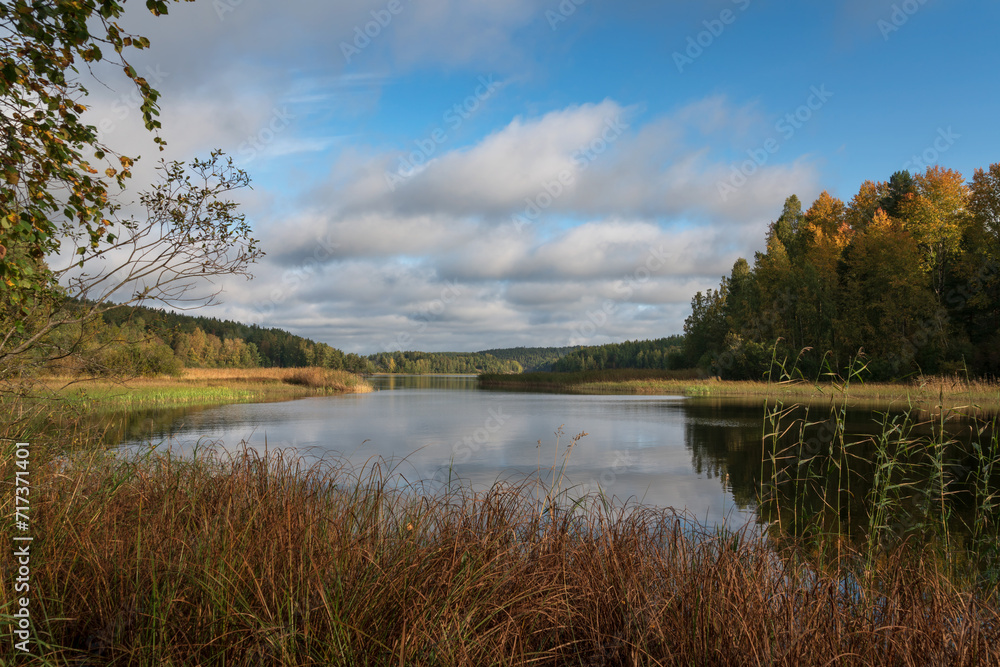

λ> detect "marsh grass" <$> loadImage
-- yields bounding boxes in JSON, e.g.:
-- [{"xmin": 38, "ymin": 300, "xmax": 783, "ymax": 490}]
[
  {"xmin": 757, "ymin": 355, "xmax": 1000, "ymax": 593},
  {"xmin": 3, "ymin": 432, "xmax": 1000, "ymax": 665},
  {"xmin": 36, "ymin": 367, "xmax": 372, "ymax": 413},
  {"xmin": 481, "ymin": 368, "xmax": 1000, "ymax": 410}
]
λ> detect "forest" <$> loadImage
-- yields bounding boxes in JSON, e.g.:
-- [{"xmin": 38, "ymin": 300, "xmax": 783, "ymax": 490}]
[
  {"xmin": 81, "ymin": 305, "xmax": 371, "ymax": 375},
  {"xmin": 75, "ymin": 306, "xmax": 575, "ymax": 376},
  {"xmin": 551, "ymin": 337, "xmax": 686, "ymax": 372},
  {"xmin": 683, "ymin": 164, "xmax": 1000, "ymax": 381},
  {"xmin": 477, "ymin": 346, "xmax": 580, "ymax": 371},
  {"xmin": 366, "ymin": 351, "xmax": 522, "ymax": 374}
]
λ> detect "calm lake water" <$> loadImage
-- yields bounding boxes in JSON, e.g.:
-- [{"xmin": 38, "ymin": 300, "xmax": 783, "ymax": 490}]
[{"xmin": 118, "ymin": 374, "xmax": 996, "ymax": 533}]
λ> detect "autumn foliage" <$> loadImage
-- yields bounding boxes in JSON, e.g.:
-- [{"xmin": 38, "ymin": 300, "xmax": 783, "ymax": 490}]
[{"xmin": 685, "ymin": 165, "xmax": 1000, "ymax": 380}]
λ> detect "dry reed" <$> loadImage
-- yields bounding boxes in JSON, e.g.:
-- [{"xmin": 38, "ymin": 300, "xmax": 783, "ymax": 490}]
[{"xmin": 2, "ymin": 441, "xmax": 998, "ymax": 666}]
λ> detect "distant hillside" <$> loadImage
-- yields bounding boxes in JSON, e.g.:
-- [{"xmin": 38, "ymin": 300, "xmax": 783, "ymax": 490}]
[
  {"xmin": 366, "ymin": 350, "xmax": 522, "ymax": 374},
  {"xmin": 552, "ymin": 336, "xmax": 687, "ymax": 372},
  {"xmin": 100, "ymin": 305, "xmax": 370, "ymax": 373},
  {"xmin": 476, "ymin": 346, "xmax": 580, "ymax": 372},
  {"xmin": 363, "ymin": 346, "xmax": 581, "ymax": 374}
]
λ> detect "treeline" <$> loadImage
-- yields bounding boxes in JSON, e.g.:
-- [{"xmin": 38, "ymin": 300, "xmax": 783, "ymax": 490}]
[
  {"xmin": 82, "ymin": 305, "xmax": 585, "ymax": 377},
  {"xmin": 552, "ymin": 337, "xmax": 686, "ymax": 372},
  {"xmin": 94, "ymin": 305, "xmax": 370, "ymax": 374},
  {"xmin": 367, "ymin": 351, "xmax": 522, "ymax": 374},
  {"xmin": 477, "ymin": 346, "xmax": 580, "ymax": 372},
  {"xmin": 684, "ymin": 164, "xmax": 1000, "ymax": 380}
]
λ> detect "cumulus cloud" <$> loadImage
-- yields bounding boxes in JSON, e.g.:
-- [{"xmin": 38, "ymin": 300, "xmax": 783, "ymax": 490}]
[{"xmin": 325, "ymin": 96, "xmax": 818, "ymax": 227}]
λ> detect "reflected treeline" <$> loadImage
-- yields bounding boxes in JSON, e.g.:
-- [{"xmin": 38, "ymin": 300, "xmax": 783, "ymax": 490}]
[
  {"xmin": 682, "ymin": 399, "xmax": 770, "ymax": 508},
  {"xmin": 682, "ymin": 398, "xmax": 1000, "ymax": 566},
  {"xmin": 370, "ymin": 374, "xmax": 479, "ymax": 392}
]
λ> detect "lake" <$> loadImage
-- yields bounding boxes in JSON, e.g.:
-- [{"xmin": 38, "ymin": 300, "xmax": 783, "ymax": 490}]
[{"xmin": 118, "ymin": 374, "xmax": 997, "ymax": 536}]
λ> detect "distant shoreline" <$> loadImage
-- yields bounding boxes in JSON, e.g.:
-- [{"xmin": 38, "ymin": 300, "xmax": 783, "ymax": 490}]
[{"xmin": 479, "ymin": 369, "xmax": 1000, "ymax": 412}]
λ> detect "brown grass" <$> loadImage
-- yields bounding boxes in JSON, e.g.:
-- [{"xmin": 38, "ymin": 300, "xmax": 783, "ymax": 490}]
[
  {"xmin": 3, "ymin": 442, "xmax": 999, "ymax": 666},
  {"xmin": 181, "ymin": 366, "xmax": 375, "ymax": 392}
]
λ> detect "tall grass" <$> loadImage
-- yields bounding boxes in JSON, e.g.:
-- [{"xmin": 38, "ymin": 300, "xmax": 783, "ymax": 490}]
[
  {"xmin": 3, "ymin": 437, "xmax": 1000, "ymax": 665},
  {"xmin": 756, "ymin": 354, "xmax": 1000, "ymax": 590}
]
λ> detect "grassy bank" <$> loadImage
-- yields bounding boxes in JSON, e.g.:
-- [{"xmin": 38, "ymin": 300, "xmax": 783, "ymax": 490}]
[
  {"xmin": 39, "ymin": 367, "xmax": 373, "ymax": 412},
  {"xmin": 2, "ymin": 441, "xmax": 999, "ymax": 665},
  {"xmin": 480, "ymin": 368, "xmax": 1000, "ymax": 410}
]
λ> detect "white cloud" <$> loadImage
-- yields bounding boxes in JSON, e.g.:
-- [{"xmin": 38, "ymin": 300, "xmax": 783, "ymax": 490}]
[{"xmin": 326, "ymin": 96, "xmax": 819, "ymax": 227}]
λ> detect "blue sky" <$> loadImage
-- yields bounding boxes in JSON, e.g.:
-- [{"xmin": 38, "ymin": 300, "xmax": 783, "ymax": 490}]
[{"xmin": 81, "ymin": 0, "xmax": 999, "ymax": 353}]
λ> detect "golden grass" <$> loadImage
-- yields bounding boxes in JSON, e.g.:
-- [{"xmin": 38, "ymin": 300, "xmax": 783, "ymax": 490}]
[
  {"xmin": 607, "ymin": 376, "xmax": 1000, "ymax": 411},
  {"xmin": 2, "ymin": 442, "xmax": 998, "ymax": 665},
  {"xmin": 35, "ymin": 367, "xmax": 373, "ymax": 412},
  {"xmin": 483, "ymin": 370, "xmax": 1000, "ymax": 410}
]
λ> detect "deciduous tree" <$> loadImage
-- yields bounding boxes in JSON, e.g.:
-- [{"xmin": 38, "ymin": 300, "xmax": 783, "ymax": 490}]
[{"xmin": 1, "ymin": 0, "xmax": 193, "ymax": 305}]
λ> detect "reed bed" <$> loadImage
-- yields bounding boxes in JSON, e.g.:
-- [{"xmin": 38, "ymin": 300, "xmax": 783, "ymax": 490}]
[
  {"xmin": 2, "ymin": 440, "xmax": 999, "ymax": 666},
  {"xmin": 481, "ymin": 369, "xmax": 1000, "ymax": 410},
  {"xmin": 36, "ymin": 367, "xmax": 372, "ymax": 412}
]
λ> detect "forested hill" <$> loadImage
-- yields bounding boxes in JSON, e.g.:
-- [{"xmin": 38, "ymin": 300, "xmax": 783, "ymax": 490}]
[
  {"xmin": 552, "ymin": 337, "xmax": 686, "ymax": 371},
  {"xmin": 366, "ymin": 351, "xmax": 521, "ymax": 374},
  {"xmin": 476, "ymin": 346, "xmax": 580, "ymax": 371},
  {"xmin": 97, "ymin": 306, "xmax": 582, "ymax": 375},
  {"xmin": 364, "ymin": 347, "xmax": 580, "ymax": 374},
  {"xmin": 101, "ymin": 305, "xmax": 369, "ymax": 372}
]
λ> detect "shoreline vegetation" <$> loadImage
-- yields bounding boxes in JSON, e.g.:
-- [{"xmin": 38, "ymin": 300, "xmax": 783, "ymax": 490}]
[
  {"xmin": 2, "ymin": 434, "xmax": 998, "ymax": 664},
  {"xmin": 1, "ymin": 368, "xmax": 998, "ymax": 663},
  {"xmin": 0, "ymin": 348, "xmax": 1000, "ymax": 666},
  {"xmin": 39, "ymin": 367, "xmax": 373, "ymax": 413},
  {"xmin": 478, "ymin": 368, "xmax": 1000, "ymax": 411}
]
